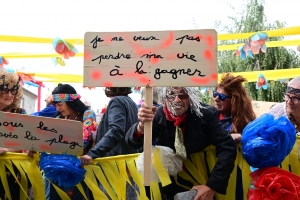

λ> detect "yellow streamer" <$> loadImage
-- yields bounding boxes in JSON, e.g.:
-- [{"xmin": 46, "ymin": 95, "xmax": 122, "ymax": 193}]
[
  {"xmin": 218, "ymin": 26, "xmax": 300, "ymax": 40},
  {"xmin": 152, "ymin": 148, "xmax": 172, "ymax": 187},
  {"xmin": 0, "ymin": 26, "xmax": 299, "ymax": 43},
  {"xmin": 0, "ymin": 139, "xmax": 300, "ymax": 200}
]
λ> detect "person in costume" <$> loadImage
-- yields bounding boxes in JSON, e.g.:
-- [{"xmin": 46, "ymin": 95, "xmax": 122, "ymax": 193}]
[
  {"xmin": 269, "ymin": 76, "xmax": 300, "ymax": 134},
  {"xmin": 214, "ymin": 73, "xmax": 256, "ymax": 142},
  {"xmin": 214, "ymin": 73, "xmax": 256, "ymax": 199},
  {"xmin": 0, "ymin": 69, "xmax": 29, "ymax": 200},
  {"xmin": 44, "ymin": 83, "xmax": 96, "ymax": 199},
  {"xmin": 125, "ymin": 87, "xmax": 236, "ymax": 200}
]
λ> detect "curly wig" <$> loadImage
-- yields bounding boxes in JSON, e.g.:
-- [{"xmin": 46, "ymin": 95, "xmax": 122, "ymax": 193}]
[
  {"xmin": 0, "ymin": 70, "xmax": 23, "ymax": 110},
  {"xmin": 216, "ymin": 73, "xmax": 256, "ymax": 133}
]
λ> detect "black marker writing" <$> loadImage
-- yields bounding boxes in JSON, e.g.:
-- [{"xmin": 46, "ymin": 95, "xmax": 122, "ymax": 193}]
[
  {"xmin": 110, "ymin": 65, "xmax": 124, "ymax": 76},
  {"xmin": 24, "ymin": 131, "xmax": 40, "ymax": 141},
  {"xmin": 176, "ymin": 35, "xmax": 201, "ymax": 44},
  {"xmin": 37, "ymin": 121, "xmax": 57, "ymax": 133},
  {"xmin": 135, "ymin": 61, "xmax": 147, "ymax": 74},
  {"xmin": 133, "ymin": 36, "xmax": 159, "ymax": 41},
  {"xmin": 111, "ymin": 37, "xmax": 124, "ymax": 41},
  {"xmin": 90, "ymin": 35, "xmax": 104, "ymax": 49},
  {"xmin": 45, "ymin": 134, "xmax": 82, "ymax": 149},
  {"xmin": 141, "ymin": 53, "xmax": 163, "ymax": 60},
  {"xmin": 92, "ymin": 52, "xmax": 131, "ymax": 64},
  {"xmin": 0, "ymin": 132, "xmax": 18, "ymax": 139},
  {"xmin": 154, "ymin": 68, "xmax": 205, "ymax": 79},
  {"xmin": 177, "ymin": 52, "xmax": 197, "ymax": 62},
  {"xmin": 0, "ymin": 121, "xmax": 23, "ymax": 127}
]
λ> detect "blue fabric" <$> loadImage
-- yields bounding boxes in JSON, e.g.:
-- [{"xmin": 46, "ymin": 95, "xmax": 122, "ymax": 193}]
[
  {"xmin": 30, "ymin": 105, "xmax": 57, "ymax": 117},
  {"xmin": 241, "ymin": 113, "xmax": 296, "ymax": 168},
  {"xmin": 40, "ymin": 152, "xmax": 86, "ymax": 188}
]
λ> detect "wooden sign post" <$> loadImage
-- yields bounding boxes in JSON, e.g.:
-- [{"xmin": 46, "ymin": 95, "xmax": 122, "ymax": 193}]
[
  {"xmin": 0, "ymin": 112, "xmax": 83, "ymax": 155},
  {"xmin": 84, "ymin": 29, "xmax": 218, "ymax": 191}
]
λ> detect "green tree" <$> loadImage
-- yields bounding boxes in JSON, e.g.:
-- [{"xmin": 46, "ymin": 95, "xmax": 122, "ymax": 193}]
[{"xmin": 216, "ymin": 0, "xmax": 300, "ymax": 102}]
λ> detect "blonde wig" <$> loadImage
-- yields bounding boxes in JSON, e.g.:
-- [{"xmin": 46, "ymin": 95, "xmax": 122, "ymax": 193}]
[{"xmin": 0, "ymin": 69, "xmax": 23, "ymax": 110}]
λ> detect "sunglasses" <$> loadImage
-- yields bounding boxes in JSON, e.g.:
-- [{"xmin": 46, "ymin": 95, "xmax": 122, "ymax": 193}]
[
  {"xmin": 213, "ymin": 91, "xmax": 231, "ymax": 101},
  {"xmin": 166, "ymin": 93, "xmax": 189, "ymax": 100},
  {"xmin": 283, "ymin": 93, "xmax": 300, "ymax": 104},
  {"xmin": 0, "ymin": 87, "xmax": 18, "ymax": 95}
]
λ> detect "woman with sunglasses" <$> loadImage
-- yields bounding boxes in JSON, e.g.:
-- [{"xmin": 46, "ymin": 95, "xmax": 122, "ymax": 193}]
[
  {"xmin": 44, "ymin": 83, "xmax": 97, "ymax": 199},
  {"xmin": 214, "ymin": 73, "xmax": 256, "ymax": 200},
  {"xmin": 214, "ymin": 73, "xmax": 256, "ymax": 142},
  {"xmin": 0, "ymin": 69, "xmax": 29, "ymax": 200}
]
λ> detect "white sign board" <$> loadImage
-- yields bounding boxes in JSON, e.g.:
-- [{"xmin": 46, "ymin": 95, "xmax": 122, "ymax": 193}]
[
  {"xmin": 0, "ymin": 112, "xmax": 83, "ymax": 155},
  {"xmin": 84, "ymin": 29, "xmax": 218, "ymax": 87}
]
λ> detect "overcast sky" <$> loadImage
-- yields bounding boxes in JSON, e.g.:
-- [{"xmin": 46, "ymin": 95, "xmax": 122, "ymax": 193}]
[{"xmin": 0, "ymin": 0, "xmax": 299, "ymax": 112}]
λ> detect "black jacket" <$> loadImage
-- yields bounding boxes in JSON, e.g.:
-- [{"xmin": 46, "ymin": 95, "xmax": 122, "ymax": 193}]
[
  {"xmin": 125, "ymin": 105, "xmax": 236, "ymax": 194},
  {"xmin": 87, "ymin": 96, "xmax": 139, "ymax": 158}
]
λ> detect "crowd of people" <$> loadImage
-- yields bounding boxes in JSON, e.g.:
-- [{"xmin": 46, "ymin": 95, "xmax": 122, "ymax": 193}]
[{"xmin": 0, "ymin": 67, "xmax": 299, "ymax": 200}]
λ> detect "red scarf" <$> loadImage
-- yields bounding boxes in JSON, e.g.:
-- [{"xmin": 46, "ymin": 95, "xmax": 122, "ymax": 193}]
[{"xmin": 163, "ymin": 107, "xmax": 186, "ymax": 126}]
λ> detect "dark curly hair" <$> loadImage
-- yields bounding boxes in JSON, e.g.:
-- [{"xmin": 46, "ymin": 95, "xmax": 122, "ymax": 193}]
[{"xmin": 104, "ymin": 87, "xmax": 132, "ymax": 97}]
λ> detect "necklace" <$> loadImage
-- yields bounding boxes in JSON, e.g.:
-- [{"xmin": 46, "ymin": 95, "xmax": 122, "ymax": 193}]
[{"xmin": 65, "ymin": 112, "xmax": 80, "ymax": 121}]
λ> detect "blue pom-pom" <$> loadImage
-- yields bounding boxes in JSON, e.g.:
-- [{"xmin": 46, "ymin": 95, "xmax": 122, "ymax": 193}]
[
  {"xmin": 241, "ymin": 114, "xmax": 296, "ymax": 168},
  {"xmin": 40, "ymin": 152, "xmax": 86, "ymax": 188}
]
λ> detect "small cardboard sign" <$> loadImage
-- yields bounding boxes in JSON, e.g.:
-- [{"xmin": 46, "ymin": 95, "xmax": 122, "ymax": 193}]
[
  {"xmin": 0, "ymin": 112, "xmax": 83, "ymax": 155},
  {"xmin": 84, "ymin": 29, "xmax": 218, "ymax": 87}
]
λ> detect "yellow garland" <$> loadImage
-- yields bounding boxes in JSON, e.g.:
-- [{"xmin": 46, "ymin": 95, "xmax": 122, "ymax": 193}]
[{"xmin": 0, "ymin": 138, "xmax": 299, "ymax": 200}]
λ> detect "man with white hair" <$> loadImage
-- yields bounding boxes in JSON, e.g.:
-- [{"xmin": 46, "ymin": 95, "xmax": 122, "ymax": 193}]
[
  {"xmin": 126, "ymin": 87, "xmax": 236, "ymax": 200},
  {"xmin": 269, "ymin": 76, "xmax": 300, "ymax": 134}
]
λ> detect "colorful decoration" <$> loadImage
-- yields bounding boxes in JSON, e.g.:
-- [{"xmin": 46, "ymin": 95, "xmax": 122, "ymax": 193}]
[
  {"xmin": 52, "ymin": 57, "xmax": 65, "ymax": 66},
  {"xmin": 255, "ymin": 74, "xmax": 268, "ymax": 90},
  {"xmin": 241, "ymin": 113, "xmax": 296, "ymax": 168},
  {"xmin": 249, "ymin": 32, "xmax": 268, "ymax": 54},
  {"xmin": 52, "ymin": 94, "xmax": 81, "ymax": 102},
  {"xmin": 248, "ymin": 167, "xmax": 300, "ymax": 200},
  {"xmin": 40, "ymin": 152, "xmax": 86, "ymax": 188},
  {"xmin": 52, "ymin": 37, "xmax": 78, "ymax": 59},
  {"xmin": 0, "ymin": 56, "xmax": 9, "ymax": 67},
  {"xmin": 236, "ymin": 32, "xmax": 268, "ymax": 60}
]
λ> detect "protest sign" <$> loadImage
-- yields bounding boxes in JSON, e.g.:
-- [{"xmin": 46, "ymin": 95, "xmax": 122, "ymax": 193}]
[
  {"xmin": 0, "ymin": 112, "xmax": 83, "ymax": 155},
  {"xmin": 84, "ymin": 29, "xmax": 218, "ymax": 87}
]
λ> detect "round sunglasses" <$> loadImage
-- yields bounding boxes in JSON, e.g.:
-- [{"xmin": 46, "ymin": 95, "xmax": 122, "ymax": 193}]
[{"xmin": 213, "ymin": 91, "xmax": 231, "ymax": 101}]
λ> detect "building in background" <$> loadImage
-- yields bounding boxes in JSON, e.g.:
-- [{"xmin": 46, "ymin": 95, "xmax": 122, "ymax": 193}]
[{"xmin": 21, "ymin": 87, "xmax": 37, "ymax": 114}]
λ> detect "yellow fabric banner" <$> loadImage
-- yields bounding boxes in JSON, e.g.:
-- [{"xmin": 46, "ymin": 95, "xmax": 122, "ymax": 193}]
[{"xmin": 0, "ymin": 138, "xmax": 299, "ymax": 200}]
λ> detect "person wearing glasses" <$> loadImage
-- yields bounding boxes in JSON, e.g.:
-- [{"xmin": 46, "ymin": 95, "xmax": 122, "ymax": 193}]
[
  {"xmin": 269, "ymin": 76, "xmax": 300, "ymax": 135},
  {"xmin": 213, "ymin": 73, "xmax": 256, "ymax": 143},
  {"xmin": 125, "ymin": 87, "xmax": 236, "ymax": 200},
  {"xmin": 214, "ymin": 73, "xmax": 256, "ymax": 200},
  {"xmin": 0, "ymin": 69, "xmax": 29, "ymax": 200},
  {"xmin": 44, "ymin": 83, "xmax": 97, "ymax": 199}
]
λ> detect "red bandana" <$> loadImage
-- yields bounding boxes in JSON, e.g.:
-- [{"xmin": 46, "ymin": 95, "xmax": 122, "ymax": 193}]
[{"xmin": 163, "ymin": 107, "xmax": 186, "ymax": 126}]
